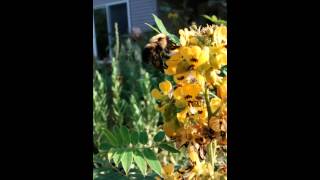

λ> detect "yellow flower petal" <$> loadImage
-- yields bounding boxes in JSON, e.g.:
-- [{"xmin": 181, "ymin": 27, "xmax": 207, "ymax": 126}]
[
  {"xmin": 196, "ymin": 107, "xmax": 208, "ymax": 124},
  {"xmin": 159, "ymin": 80, "xmax": 172, "ymax": 95},
  {"xmin": 210, "ymin": 97, "xmax": 222, "ymax": 113},
  {"xmin": 165, "ymin": 66, "xmax": 177, "ymax": 75},
  {"xmin": 214, "ymin": 26, "xmax": 227, "ymax": 45},
  {"xmin": 177, "ymin": 108, "xmax": 188, "ymax": 123},
  {"xmin": 186, "ymin": 84, "xmax": 202, "ymax": 98},
  {"xmin": 199, "ymin": 46, "xmax": 210, "ymax": 64},
  {"xmin": 166, "ymin": 59, "xmax": 180, "ymax": 66},
  {"xmin": 218, "ymin": 78, "xmax": 227, "ymax": 100},
  {"xmin": 209, "ymin": 46, "xmax": 227, "ymax": 69},
  {"xmin": 151, "ymin": 88, "xmax": 163, "ymax": 100},
  {"xmin": 163, "ymin": 164, "xmax": 174, "ymax": 175},
  {"xmin": 190, "ymin": 46, "xmax": 202, "ymax": 57},
  {"xmin": 206, "ymin": 69, "xmax": 222, "ymax": 86},
  {"xmin": 189, "ymin": 36, "xmax": 198, "ymax": 45},
  {"xmin": 188, "ymin": 145, "xmax": 199, "ymax": 163}
]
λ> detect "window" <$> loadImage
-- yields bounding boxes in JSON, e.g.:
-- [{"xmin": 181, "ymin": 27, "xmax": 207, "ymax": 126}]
[
  {"xmin": 93, "ymin": 1, "xmax": 131, "ymax": 61},
  {"xmin": 94, "ymin": 7, "xmax": 109, "ymax": 60},
  {"xmin": 109, "ymin": 3, "xmax": 129, "ymax": 35}
]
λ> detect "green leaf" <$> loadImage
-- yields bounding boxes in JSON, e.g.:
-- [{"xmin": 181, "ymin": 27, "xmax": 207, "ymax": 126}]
[
  {"xmin": 142, "ymin": 148, "xmax": 162, "ymax": 176},
  {"xmin": 133, "ymin": 150, "xmax": 147, "ymax": 176},
  {"xmin": 202, "ymin": 14, "xmax": 227, "ymax": 25},
  {"xmin": 202, "ymin": 15, "xmax": 217, "ymax": 22},
  {"xmin": 105, "ymin": 129, "xmax": 118, "ymax": 147},
  {"xmin": 139, "ymin": 131, "xmax": 148, "ymax": 144},
  {"xmin": 131, "ymin": 131, "xmax": 139, "ymax": 144},
  {"xmin": 167, "ymin": 33, "xmax": 180, "ymax": 45},
  {"xmin": 159, "ymin": 143, "xmax": 180, "ymax": 153},
  {"xmin": 211, "ymin": 15, "xmax": 218, "ymax": 22},
  {"xmin": 153, "ymin": 131, "xmax": 165, "ymax": 142},
  {"xmin": 99, "ymin": 143, "xmax": 111, "ymax": 152},
  {"xmin": 113, "ymin": 126, "xmax": 123, "ymax": 147},
  {"xmin": 120, "ymin": 126, "xmax": 130, "ymax": 145},
  {"xmin": 121, "ymin": 149, "xmax": 133, "ymax": 175},
  {"xmin": 152, "ymin": 14, "xmax": 168, "ymax": 34},
  {"xmin": 220, "ymin": 65, "xmax": 227, "ymax": 76},
  {"xmin": 144, "ymin": 23, "xmax": 160, "ymax": 33},
  {"xmin": 202, "ymin": 14, "xmax": 212, "ymax": 21},
  {"xmin": 112, "ymin": 149, "xmax": 124, "ymax": 167}
]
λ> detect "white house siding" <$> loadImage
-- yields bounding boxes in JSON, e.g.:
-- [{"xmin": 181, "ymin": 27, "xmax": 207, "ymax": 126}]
[
  {"xmin": 129, "ymin": 0, "xmax": 157, "ymax": 31},
  {"xmin": 93, "ymin": 0, "xmax": 158, "ymax": 32}
]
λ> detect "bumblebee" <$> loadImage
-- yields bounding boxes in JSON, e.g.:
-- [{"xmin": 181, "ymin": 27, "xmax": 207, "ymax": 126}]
[{"xmin": 142, "ymin": 33, "xmax": 179, "ymax": 72}]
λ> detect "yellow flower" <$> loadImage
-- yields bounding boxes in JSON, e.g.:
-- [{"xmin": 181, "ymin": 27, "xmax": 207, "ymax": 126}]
[
  {"xmin": 194, "ymin": 106, "xmax": 208, "ymax": 125},
  {"xmin": 175, "ymin": 60, "xmax": 191, "ymax": 75},
  {"xmin": 165, "ymin": 50, "xmax": 182, "ymax": 75},
  {"xmin": 188, "ymin": 145, "xmax": 200, "ymax": 164},
  {"xmin": 189, "ymin": 36, "xmax": 199, "ymax": 45},
  {"xmin": 179, "ymin": 28, "xmax": 189, "ymax": 46},
  {"xmin": 163, "ymin": 163, "xmax": 175, "ymax": 176},
  {"xmin": 173, "ymin": 70, "xmax": 205, "ymax": 88},
  {"xmin": 176, "ymin": 105, "xmax": 208, "ymax": 125},
  {"xmin": 218, "ymin": 77, "xmax": 227, "ymax": 100},
  {"xmin": 221, "ymin": 102, "xmax": 227, "ymax": 115},
  {"xmin": 214, "ymin": 25, "xmax": 227, "ymax": 46},
  {"xmin": 151, "ymin": 80, "xmax": 173, "ymax": 100},
  {"xmin": 159, "ymin": 80, "xmax": 172, "ymax": 95},
  {"xmin": 151, "ymin": 24, "xmax": 227, "ymax": 180},
  {"xmin": 210, "ymin": 97, "xmax": 222, "ymax": 113},
  {"xmin": 165, "ymin": 46, "xmax": 210, "ymax": 76},
  {"xmin": 179, "ymin": 28, "xmax": 195, "ymax": 46},
  {"xmin": 151, "ymin": 88, "xmax": 163, "ymax": 100},
  {"xmin": 205, "ymin": 68, "xmax": 223, "ymax": 86},
  {"xmin": 176, "ymin": 107, "xmax": 188, "ymax": 123},
  {"xmin": 209, "ymin": 46, "xmax": 227, "ymax": 70},
  {"xmin": 179, "ymin": 46, "xmax": 209, "ymax": 69},
  {"xmin": 173, "ymin": 84, "xmax": 202, "ymax": 104}
]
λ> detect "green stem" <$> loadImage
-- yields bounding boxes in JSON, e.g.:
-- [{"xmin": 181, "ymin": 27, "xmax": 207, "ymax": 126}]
[
  {"xmin": 205, "ymin": 84, "xmax": 213, "ymax": 120},
  {"xmin": 115, "ymin": 23, "xmax": 120, "ymax": 60},
  {"xmin": 209, "ymin": 139, "xmax": 217, "ymax": 176}
]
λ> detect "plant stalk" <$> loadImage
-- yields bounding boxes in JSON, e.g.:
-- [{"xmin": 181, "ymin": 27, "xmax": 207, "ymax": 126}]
[{"xmin": 209, "ymin": 139, "xmax": 217, "ymax": 176}]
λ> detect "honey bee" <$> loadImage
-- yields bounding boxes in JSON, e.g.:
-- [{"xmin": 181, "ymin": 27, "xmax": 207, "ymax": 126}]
[{"xmin": 142, "ymin": 33, "xmax": 179, "ymax": 72}]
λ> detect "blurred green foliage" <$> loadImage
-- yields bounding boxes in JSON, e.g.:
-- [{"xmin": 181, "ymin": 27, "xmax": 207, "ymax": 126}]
[{"xmin": 93, "ymin": 23, "xmax": 177, "ymax": 179}]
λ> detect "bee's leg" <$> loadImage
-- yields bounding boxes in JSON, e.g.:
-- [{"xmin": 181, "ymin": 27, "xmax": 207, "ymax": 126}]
[
  {"xmin": 161, "ymin": 59, "xmax": 168, "ymax": 69},
  {"xmin": 163, "ymin": 52, "xmax": 170, "ymax": 59},
  {"xmin": 164, "ymin": 60, "xmax": 168, "ymax": 68},
  {"xmin": 160, "ymin": 54, "xmax": 168, "ymax": 69}
]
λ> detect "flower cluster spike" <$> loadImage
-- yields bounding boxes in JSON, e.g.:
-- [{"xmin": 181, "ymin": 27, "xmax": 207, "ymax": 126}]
[{"xmin": 151, "ymin": 24, "xmax": 227, "ymax": 179}]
